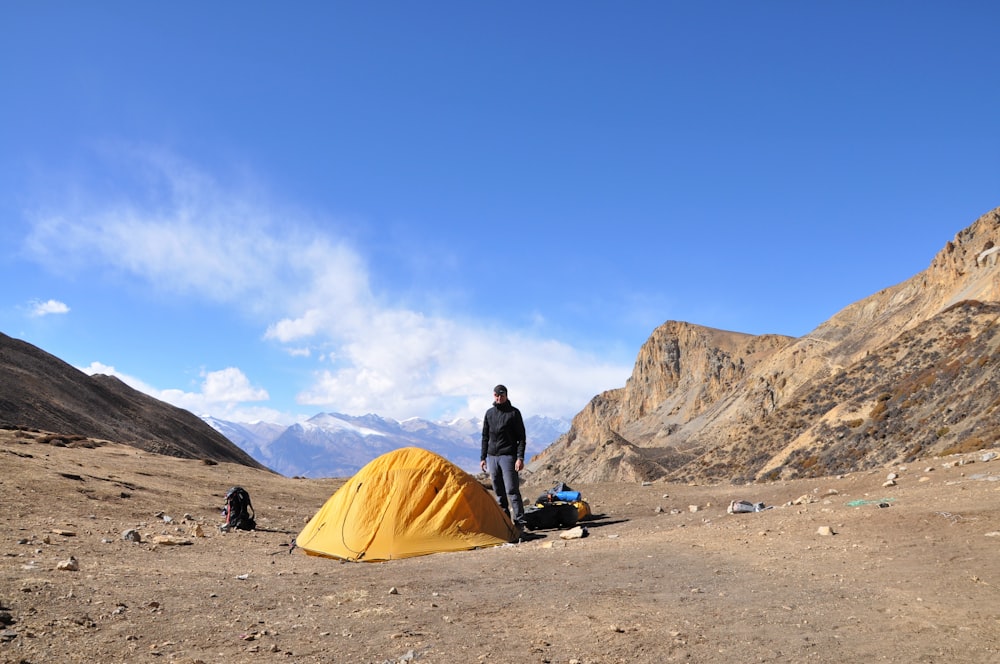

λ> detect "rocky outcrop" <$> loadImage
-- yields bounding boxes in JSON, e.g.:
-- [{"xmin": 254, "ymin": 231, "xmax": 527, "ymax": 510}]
[{"xmin": 531, "ymin": 207, "xmax": 1000, "ymax": 484}]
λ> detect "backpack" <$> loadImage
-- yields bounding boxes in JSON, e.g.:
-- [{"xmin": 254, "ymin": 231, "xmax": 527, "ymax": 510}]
[
  {"xmin": 223, "ymin": 486, "xmax": 256, "ymax": 531},
  {"xmin": 522, "ymin": 501, "xmax": 579, "ymax": 530}
]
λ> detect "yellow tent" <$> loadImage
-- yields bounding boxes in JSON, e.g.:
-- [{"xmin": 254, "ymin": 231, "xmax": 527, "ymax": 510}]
[{"xmin": 296, "ymin": 447, "xmax": 519, "ymax": 562}]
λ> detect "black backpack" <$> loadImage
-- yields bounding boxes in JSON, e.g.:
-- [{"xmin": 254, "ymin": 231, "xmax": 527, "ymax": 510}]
[{"xmin": 223, "ymin": 486, "xmax": 256, "ymax": 531}]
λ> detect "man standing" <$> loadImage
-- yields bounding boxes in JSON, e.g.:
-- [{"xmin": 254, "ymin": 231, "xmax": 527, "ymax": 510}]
[{"xmin": 480, "ymin": 384, "xmax": 527, "ymax": 528}]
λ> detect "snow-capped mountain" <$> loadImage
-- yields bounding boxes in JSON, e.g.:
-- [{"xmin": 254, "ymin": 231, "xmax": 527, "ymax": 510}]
[{"xmin": 202, "ymin": 412, "xmax": 570, "ymax": 478}]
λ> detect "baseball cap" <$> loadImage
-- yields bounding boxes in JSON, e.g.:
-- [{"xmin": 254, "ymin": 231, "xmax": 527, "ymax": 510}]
[{"xmin": 493, "ymin": 384, "xmax": 508, "ymax": 396}]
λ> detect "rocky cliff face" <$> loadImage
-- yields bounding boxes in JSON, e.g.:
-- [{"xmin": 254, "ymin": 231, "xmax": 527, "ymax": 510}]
[{"xmin": 531, "ymin": 207, "xmax": 1000, "ymax": 484}]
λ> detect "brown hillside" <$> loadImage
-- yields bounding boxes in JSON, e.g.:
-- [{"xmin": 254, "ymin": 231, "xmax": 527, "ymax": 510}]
[
  {"xmin": 0, "ymin": 331, "xmax": 268, "ymax": 470},
  {"xmin": 532, "ymin": 206, "xmax": 1000, "ymax": 485}
]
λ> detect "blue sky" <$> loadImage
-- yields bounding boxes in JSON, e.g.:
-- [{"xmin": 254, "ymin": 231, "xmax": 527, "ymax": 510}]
[{"xmin": 2, "ymin": 2, "xmax": 998, "ymax": 425}]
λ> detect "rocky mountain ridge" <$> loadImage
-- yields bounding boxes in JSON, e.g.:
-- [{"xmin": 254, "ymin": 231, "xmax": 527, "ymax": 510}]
[{"xmin": 532, "ymin": 206, "xmax": 1000, "ymax": 484}]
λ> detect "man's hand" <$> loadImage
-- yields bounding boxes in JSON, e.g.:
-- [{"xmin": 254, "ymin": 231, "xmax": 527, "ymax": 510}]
[
  {"xmin": 515, "ymin": 458, "xmax": 524, "ymax": 472},
  {"xmin": 480, "ymin": 460, "xmax": 487, "ymax": 473}
]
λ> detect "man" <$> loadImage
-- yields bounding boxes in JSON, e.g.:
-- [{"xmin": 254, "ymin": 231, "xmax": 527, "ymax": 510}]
[{"xmin": 480, "ymin": 384, "xmax": 527, "ymax": 528}]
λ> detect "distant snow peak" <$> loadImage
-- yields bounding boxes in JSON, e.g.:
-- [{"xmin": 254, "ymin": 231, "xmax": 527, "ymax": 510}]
[
  {"xmin": 303, "ymin": 412, "xmax": 387, "ymax": 438},
  {"xmin": 202, "ymin": 412, "xmax": 570, "ymax": 479}
]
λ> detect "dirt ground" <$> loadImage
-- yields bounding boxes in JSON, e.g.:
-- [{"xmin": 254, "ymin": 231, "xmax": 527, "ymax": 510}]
[{"xmin": 2, "ymin": 430, "xmax": 999, "ymax": 664}]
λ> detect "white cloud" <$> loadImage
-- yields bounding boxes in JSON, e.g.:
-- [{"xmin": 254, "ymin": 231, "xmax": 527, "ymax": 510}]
[
  {"xmin": 80, "ymin": 361, "xmax": 288, "ymax": 423},
  {"xmin": 29, "ymin": 299, "xmax": 70, "ymax": 317},
  {"xmin": 200, "ymin": 367, "xmax": 269, "ymax": 403},
  {"xmin": 34, "ymin": 149, "xmax": 632, "ymax": 421}
]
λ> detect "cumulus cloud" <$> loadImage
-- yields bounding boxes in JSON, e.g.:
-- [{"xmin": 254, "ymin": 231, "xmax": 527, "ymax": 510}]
[
  {"xmin": 80, "ymin": 361, "xmax": 287, "ymax": 423},
  {"xmin": 29, "ymin": 299, "xmax": 70, "ymax": 317},
  {"xmin": 32, "ymin": 148, "xmax": 631, "ymax": 421}
]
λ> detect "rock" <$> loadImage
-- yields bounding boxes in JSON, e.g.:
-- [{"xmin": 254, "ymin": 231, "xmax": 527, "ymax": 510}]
[
  {"xmin": 151, "ymin": 535, "xmax": 192, "ymax": 546},
  {"xmin": 817, "ymin": 526, "xmax": 835, "ymax": 537},
  {"xmin": 981, "ymin": 451, "xmax": 998, "ymax": 462},
  {"xmin": 51, "ymin": 529, "xmax": 76, "ymax": 537},
  {"xmin": 388, "ymin": 587, "xmax": 399, "ymax": 595},
  {"xmin": 882, "ymin": 479, "xmax": 896, "ymax": 487},
  {"xmin": 56, "ymin": 556, "xmax": 79, "ymax": 571},
  {"xmin": 122, "ymin": 529, "xmax": 142, "ymax": 543},
  {"xmin": 688, "ymin": 505, "xmax": 700, "ymax": 512},
  {"xmin": 559, "ymin": 526, "xmax": 588, "ymax": 540}
]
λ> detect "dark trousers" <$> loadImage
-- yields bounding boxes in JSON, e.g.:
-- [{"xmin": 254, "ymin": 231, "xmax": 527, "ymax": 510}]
[{"xmin": 486, "ymin": 454, "xmax": 525, "ymax": 523}]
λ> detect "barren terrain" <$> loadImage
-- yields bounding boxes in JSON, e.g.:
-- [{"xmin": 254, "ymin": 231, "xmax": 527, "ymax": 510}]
[{"xmin": 3, "ymin": 430, "xmax": 1000, "ymax": 663}]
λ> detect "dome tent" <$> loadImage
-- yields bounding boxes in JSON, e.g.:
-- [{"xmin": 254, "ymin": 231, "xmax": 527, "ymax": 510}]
[{"xmin": 296, "ymin": 447, "xmax": 519, "ymax": 562}]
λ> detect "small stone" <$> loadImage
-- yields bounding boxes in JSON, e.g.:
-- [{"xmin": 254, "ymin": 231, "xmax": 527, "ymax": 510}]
[
  {"xmin": 817, "ymin": 526, "xmax": 835, "ymax": 537},
  {"xmin": 559, "ymin": 526, "xmax": 588, "ymax": 540},
  {"xmin": 122, "ymin": 529, "xmax": 142, "ymax": 543},
  {"xmin": 388, "ymin": 587, "xmax": 399, "ymax": 595},
  {"xmin": 688, "ymin": 505, "xmax": 700, "ymax": 513},
  {"xmin": 882, "ymin": 479, "xmax": 896, "ymax": 487},
  {"xmin": 56, "ymin": 556, "xmax": 79, "ymax": 571}
]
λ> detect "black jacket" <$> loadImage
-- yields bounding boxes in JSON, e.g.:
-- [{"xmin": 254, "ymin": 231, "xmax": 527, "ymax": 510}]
[{"xmin": 481, "ymin": 400, "xmax": 527, "ymax": 461}]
